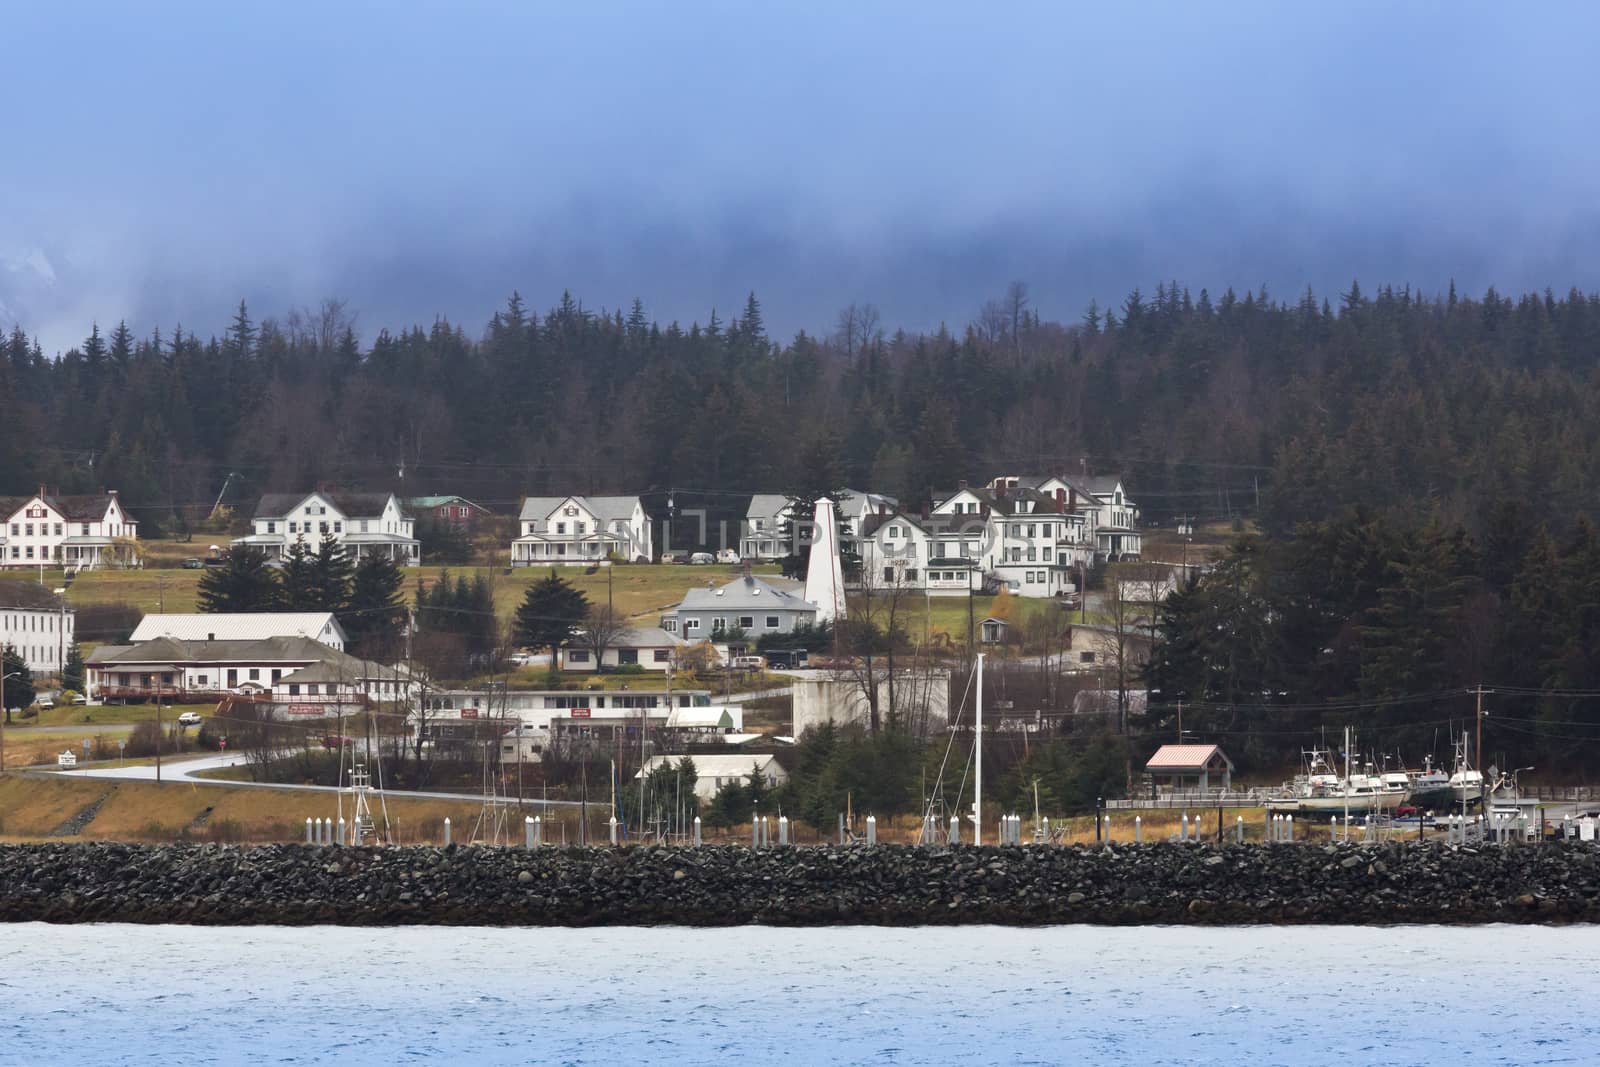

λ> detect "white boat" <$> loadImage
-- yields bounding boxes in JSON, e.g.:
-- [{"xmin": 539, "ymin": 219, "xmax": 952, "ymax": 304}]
[{"xmin": 1265, "ymin": 747, "xmax": 1408, "ymax": 814}]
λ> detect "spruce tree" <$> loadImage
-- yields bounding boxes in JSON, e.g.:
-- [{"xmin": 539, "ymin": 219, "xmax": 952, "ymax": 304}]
[
  {"xmin": 310, "ymin": 531, "xmax": 355, "ymax": 612},
  {"xmin": 197, "ymin": 546, "xmax": 282, "ymax": 613},
  {"xmin": 2, "ymin": 645, "xmax": 35, "ymax": 722},
  {"xmin": 513, "ymin": 570, "xmax": 590, "ymax": 663},
  {"xmin": 279, "ymin": 537, "xmax": 318, "ymax": 610},
  {"xmin": 346, "ymin": 554, "xmax": 406, "ymax": 660}
]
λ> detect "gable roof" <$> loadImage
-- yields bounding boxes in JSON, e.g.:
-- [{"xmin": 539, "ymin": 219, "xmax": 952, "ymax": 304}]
[
  {"xmin": 130, "ymin": 612, "xmax": 347, "ymax": 645},
  {"xmin": 254, "ymin": 491, "xmax": 409, "ymax": 521},
  {"xmin": 745, "ymin": 494, "xmax": 790, "ymax": 520},
  {"xmin": 406, "ymin": 495, "xmax": 491, "ymax": 513},
  {"xmin": 1145, "ymin": 743, "xmax": 1231, "ymax": 771},
  {"xmin": 86, "ymin": 634, "xmax": 346, "ymax": 667},
  {"xmin": 519, "ymin": 495, "xmax": 643, "ymax": 524},
  {"xmin": 0, "ymin": 491, "xmax": 132, "ymax": 525},
  {"xmin": 671, "ymin": 575, "xmax": 818, "ymax": 615}
]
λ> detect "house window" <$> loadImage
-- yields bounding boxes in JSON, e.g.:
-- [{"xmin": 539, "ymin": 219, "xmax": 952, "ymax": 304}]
[
  {"xmin": 663, "ymin": 619, "xmax": 678, "ymax": 633},
  {"xmin": 685, "ymin": 619, "xmax": 700, "ymax": 632},
  {"xmin": 711, "ymin": 618, "xmax": 727, "ymax": 634},
  {"xmin": 905, "ymin": 568, "xmax": 917, "ymax": 581},
  {"xmin": 24, "ymin": 524, "xmax": 32, "ymax": 536},
  {"xmin": 288, "ymin": 522, "xmax": 297, "ymax": 534},
  {"xmin": 267, "ymin": 522, "xmax": 276, "ymax": 534},
  {"xmin": 53, "ymin": 523, "xmax": 61, "ymax": 536},
  {"xmin": 362, "ymin": 521, "xmax": 370, "ymax": 533},
  {"xmin": 765, "ymin": 616, "xmax": 779, "ymax": 629},
  {"xmin": 889, "ymin": 525, "xmax": 901, "ymax": 538},
  {"xmin": 569, "ymin": 649, "xmax": 590, "ymax": 663},
  {"xmin": 653, "ymin": 650, "xmax": 670, "ymax": 663},
  {"xmin": 556, "ymin": 522, "xmax": 566, "ymax": 535},
  {"xmin": 619, "ymin": 649, "xmax": 639, "ymax": 665},
  {"xmin": 197, "ymin": 675, "xmax": 208, "ymax": 686},
  {"xmin": 333, "ymin": 522, "xmax": 342, "ymax": 533},
  {"xmin": 1027, "ymin": 548, "xmax": 1037, "ymax": 562},
  {"xmin": 288, "ymin": 684, "xmax": 300, "ymax": 695},
  {"xmin": 738, "ymin": 616, "xmax": 754, "ymax": 629},
  {"xmin": 1080, "ymin": 651, "xmax": 1096, "ymax": 663},
  {"xmin": 884, "ymin": 567, "xmax": 895, "ymax": 582},
  {"xmin": 307, "ymin": 684, "xmax": 320, "ymax": 695},
  {"xmin": 319, "ymin": 522, "xmax": 329, "ymax": 534},
  {"xmin": 80, "ymin": 524, "xmax": 90, "ymax": 536}
]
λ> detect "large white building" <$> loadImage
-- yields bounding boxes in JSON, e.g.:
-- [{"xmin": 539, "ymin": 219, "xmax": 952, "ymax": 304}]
[
  {"xmin": 511, "ymin": 495, "xmax": 652, "ymax": 565},
  {"xmin": 0, "ymin": 580, "xmax": 74, "ymax": 677},
  {"xmin": 0, "ymin": 489, "xmax": 138, "ymax": 571},
  {"xmin": 234, "ymin": 491, "xmax": 420, "ymax": 565},
  {"xmin": 85, "ymin": 634, "xmax": 408, "ymax": 706},
  {"xmin": 129, "ymin": 612, "xmax": 348, "ymax": 652}
]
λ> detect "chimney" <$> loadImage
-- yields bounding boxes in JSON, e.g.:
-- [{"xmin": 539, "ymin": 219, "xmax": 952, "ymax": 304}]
[{"xmin": 957, "ymin": 479, "xmax": 968, "ymax": 490}]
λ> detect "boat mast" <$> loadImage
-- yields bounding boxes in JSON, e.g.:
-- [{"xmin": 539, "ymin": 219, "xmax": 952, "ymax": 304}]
[
  {"xmin": 1343, "ymin": 724, "xmax": 1350, "ymax": 837},
  {"xmin": 974, "ymin": 652, "xmax": 984, "ymax": 846}
]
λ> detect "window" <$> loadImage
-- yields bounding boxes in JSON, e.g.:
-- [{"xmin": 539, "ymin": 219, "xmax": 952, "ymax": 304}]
[
  {"xmin": 333, "ymin": 522, "xmax": 342, "ymax": 533},
  {"xmin": 319, "ymin": 522, "xmax": 329, "ymax": 534},
  {"xmin": 556, "ymin": 522, "xmax": 566, "ymax": 535},
  {"xmin": 197, "ymin": 675, "xmax": 209, "ymax": 686},
  {"xmin": 568, "ymin": 649, "xmax": 590, "ymax": 663},
  {"xmin": 53, "ymin": 523, "xmax": 61, "ymax": 536},
  {"xmin": 738, "ymin": 616, "xmax": 754, "ymax": 629},
  {"xmin": 307, "ymin": 684, "xmax": 320, "ymax": 695},
  {"xmin": 711, "ymin": 618, "xmax": 727, "ymax": 634},
  {"xmin": 653, "ymin": 650, "xmax": 670, "ymax": 663},
  {"xmin": 362, "ymin": 521, "xmax": 370, "ymax": 533},
  {"xmin": 24, "ymin": 547, "xmax": 32, "ymax": 559},
  {"xmin": 905, "ymin": 568, "xmax": 917, "ymax": 581},
  {"xmin": 663, "ymin": 619, "xmax": 678, "ymax": 633},
  {"xmin": 618, "ymin": 649, "xmax": 639, "ymax": 665},
  {"xmin": 576, "ymin": 522, "xmax": 586, "ymax": 534},
  {"xmin": 24, "ymin": 524, "xmax": 32, "ymax": 536},
  {"xmin": 685, "ymin": 619, "xmax": 701, "ymax": 632},
  {"xmin": 267, "ymin": 521, "xmax": 276, "ymax": 534},
  {"xmin": 80, "ymin": 523, "xmax": 89, "ymax": 536},
  {"xmin": 288, "ymin": 684, "xmax": 300, "ymax": 695},
  {"xmin": 288, "ymin": 522, "xmax": 297, "ymax": 534},
  {"xmin": 1027, "ymin": 547, "xmax": 1037, "ymax": 562},
  {"xmin": 1079, "ymin": 651, "xmax": 1096, "ymax": 663},
  {"xmin": 889, "ymin": 525, "xmax": 901, "ymax": 538},
  {"xmin": 765, "ymin": 615, "xmax": 779, "ymax": 629},
  {"xmin": 884, "ymin": 567, "xmax": 895, "ymax": 582}
]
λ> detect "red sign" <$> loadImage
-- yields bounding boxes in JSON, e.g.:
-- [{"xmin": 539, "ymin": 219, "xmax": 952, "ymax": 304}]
[
  {"xmin": 286, "ymin": 704, "xmax": 322, "ymax": 717},
  {"xmin": 569, "ymin": 708, "xmax": 591, "ymax": 718},
  {"xmin": 460, "ymin": 708, "xmax": 479, "ymax": 719}
]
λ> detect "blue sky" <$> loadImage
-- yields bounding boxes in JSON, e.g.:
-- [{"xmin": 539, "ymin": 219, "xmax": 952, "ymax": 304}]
[{"xmin": 4, "ymin": 1, "xmax": 1598, "ymax": 351}]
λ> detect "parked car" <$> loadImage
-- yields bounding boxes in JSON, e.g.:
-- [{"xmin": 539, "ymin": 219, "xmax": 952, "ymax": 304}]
[
  {"xmin": 70, "ymin": 694, "xmax": 89, "ymax": 705},
  {"xmin": 36, "ymin": 697, "xmax": 55, "ymax": 710},
  {"xmin": 715, "ymin": 548, "xmax": 740, "ymax": 564},
  {"xmin": 176, "ymin": 711, "xmax": 203, "ymax": 726},
  {"xmin": 660, "ymin": 551, "xmax": 687, "ymax": 564},
  {"xmin": 688, "ymin": 552, "xmax": 715, "ymax": 565},
  {"xmin": 509, "ymin": 651, "xmax": 537, "ymax": 667},
  {"xmin": 180, "ymin": 557, "xmax": 205, "ymax": 569},
  {"xmin": 729, "ymin": 654, "xmax": 766, "ymax": 671}
]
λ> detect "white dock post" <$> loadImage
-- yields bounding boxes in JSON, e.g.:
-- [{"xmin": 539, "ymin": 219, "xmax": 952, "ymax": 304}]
[
  {"xmin": 1180, "ymin": 813, "xmax": 1189, "ymax": 841},
  {"xmin": 323, "ymin": 817, "xmax": 333, "ymax": 845},
  {"xmin": 609, "ymin": 815, "xmax": 619, "ymax": 846},
  {"xmin": 337, "ymin": 817, "xmax": 346, "ymax": 847},
  {"xmin": 1286, "ymin": 815, "xmax": 1294, "ymax": 843},
  {"xmin": 1134, "ymin": 815, "xmax": 1142, "ymax": 843},
  {"xmin": 762, "ymin": 815, "xmax": 771, "ymax": 847},
  {"xmin": 693, "ymin": 815, "xmax": 702, "ymax": 847},
  {"xmin": 1236, "ymin": 815, "xmax": 1244, "ymax": 844},
  {"xmin": 306, "ymin": 817, "xmax": 314, "ymax": 845},
  {"xmin": 533, "ymin": 816, "xmax": 543, "ymax": 847},
  {"xmin": 866, "ymin": 814, "xmax": 877, "ymax": 846},
  {"xmin": 1103, "ymin": 814, "xmax": 1112, "ymax": 844},
  {"xmin": 838, "ymin": 812, "xmax": 846, "ymax": 845},
  {"xmin": 443, "ymin": 817, "xmax": 451, "ymax": 846},
  {"xmin": 949, "ymin": 814, "xmax": 960, "ymax": 845},
  {"xmin": 778, "ymin": 816, "xmax": 789, "ymax": 846},
  {"xmin": 752, "ymin": 816, "xmax": 760, "ymax": 848},
  {"xmin": 524, "ymin": 816, "xmax": 535, "ymax": 849},
  {"xmin": 1041, "ymin": 816, "xmax": 1050, "ymax": 843}
]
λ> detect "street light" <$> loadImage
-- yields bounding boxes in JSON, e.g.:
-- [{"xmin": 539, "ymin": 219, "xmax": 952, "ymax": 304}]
[{"xmin": 0, "ymin": 670, "xmax": 22, "ymax": 773}]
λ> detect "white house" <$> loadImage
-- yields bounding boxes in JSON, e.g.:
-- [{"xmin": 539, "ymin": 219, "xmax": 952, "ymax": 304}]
[
  {"xmin": 0, "ymin": 580, "xmax": 73, "ymax": 677},
  {"xmin": 857, "ymin": 513, "xmax": 978, "ymax": 596},
  {"xmin": 560, "ymin": 626, "xmax": 686, "ymax": 673},
  {"xmin": 741, "ymin": 494, "xmax": 790, "ymax": 560},
  {"xmin": 0, "ymin": 488, "xmax": 137, "ymax": 570},
  {"xmin": 129, "ymin": 612, "xmax": 348, "ymax": 652},
  {"xmin": 986, "ymin": 473, "xmax": 1141, "ymax": 560},
  {"xmin": 512, "ymin": 495, "xmax": 652, "ymax": 565},
  {"xmin": 661, "ymin": 575, "xmax": 818, "ymax": 639},
  {"xmin": 637, "ymin": 753, "xmax": 787, "ymax": 801},
  {"xmin": 84, "ymin": 635, "xmax": 404, "ymax": 704},
  {"xmin": 234, "ymin": 491, "xmax": 420, "ymax": 565},
  {"xmin": 931, "ymin": 482, "xmax": 1091, "ymax": 598}
]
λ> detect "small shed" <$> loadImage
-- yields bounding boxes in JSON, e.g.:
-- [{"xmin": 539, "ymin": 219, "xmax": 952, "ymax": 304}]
[
  {"xmin": 978, "ymin": 617, "xmax": 1009, "ymax": 645},
  {"xmin": 1145, "ymin": 743, "xmax": 1234, "ymax": 793}
]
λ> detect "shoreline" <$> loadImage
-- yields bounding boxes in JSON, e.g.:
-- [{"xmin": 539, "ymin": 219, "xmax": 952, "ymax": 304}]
[{"xmin": 4, "ymin": 841, "xmax": 1600, "ymax": 926}]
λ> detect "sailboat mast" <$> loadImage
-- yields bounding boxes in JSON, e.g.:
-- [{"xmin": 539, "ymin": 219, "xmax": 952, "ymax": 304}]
[
  {"xmin": 1343, "ymin": 724, "xmax": 1350, "ymax": 836},
  {"xmin": 975, "ymin": 652, "xmax": 984, "ymax": 846}
]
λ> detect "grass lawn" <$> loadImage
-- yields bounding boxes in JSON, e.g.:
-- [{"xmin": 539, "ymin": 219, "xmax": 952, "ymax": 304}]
[{"xmin": 26, "ymin": 703, "xmax": 169, "ymax": 728}]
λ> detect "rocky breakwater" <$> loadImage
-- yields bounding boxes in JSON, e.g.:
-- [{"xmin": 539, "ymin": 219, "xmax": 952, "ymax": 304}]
[{"xmin": 3, "ymin": 841, "xmax": 1600, "ymax": 926}]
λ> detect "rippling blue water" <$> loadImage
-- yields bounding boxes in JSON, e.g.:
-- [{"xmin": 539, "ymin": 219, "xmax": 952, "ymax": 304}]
[{"xmin": 1, "ymin": 924, "xmax": 1595, "ymax": 1065}]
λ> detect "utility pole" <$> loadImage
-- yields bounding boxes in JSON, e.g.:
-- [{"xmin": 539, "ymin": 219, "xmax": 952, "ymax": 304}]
[
  {"xmin": 155, "ymin": 686, "xmax": 162, "ymax": 784},
  {"xmin": 1176, "ymin": 699, "xmax": 1182, "ymax": 743},
  {"xmin": 1474, "ymin": 684, "xmax": 1489, "ymax": 777}
]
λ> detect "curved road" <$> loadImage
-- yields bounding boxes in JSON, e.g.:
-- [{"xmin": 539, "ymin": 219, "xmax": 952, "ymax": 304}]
[{"xmin": 57, "ymin": 753, "xmax": 581, "ymax": 806}]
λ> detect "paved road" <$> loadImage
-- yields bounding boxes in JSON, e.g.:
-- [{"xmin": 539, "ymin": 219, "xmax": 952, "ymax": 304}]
[
  {"xmin": 56, "ymin": 753, "xmax": 582, "ymax": 806},
  {"xmin": 4, "ymin": 722, "xmax": 138, "ymax": 737}
]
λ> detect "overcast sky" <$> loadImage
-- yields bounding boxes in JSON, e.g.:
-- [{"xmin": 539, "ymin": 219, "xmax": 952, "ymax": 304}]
[{"xmin": 4, "ymin": 1, "xmax": 1599, "ymax": 352}]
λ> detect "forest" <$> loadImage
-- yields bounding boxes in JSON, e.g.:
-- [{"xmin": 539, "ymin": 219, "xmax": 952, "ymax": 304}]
[{"xmin": 7, "ymin": 280, "xmax": 1600, "ymax": 536}]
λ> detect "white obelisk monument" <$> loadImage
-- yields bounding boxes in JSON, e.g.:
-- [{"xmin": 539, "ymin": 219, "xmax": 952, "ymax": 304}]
[{"xmin": 802, "ymin": 496, "xmax": 846, "ymax": 623}]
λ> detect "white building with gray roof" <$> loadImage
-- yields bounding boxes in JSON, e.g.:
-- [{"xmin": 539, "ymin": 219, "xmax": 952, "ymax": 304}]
[
  {"xmin": 511, "ymin": 494, "xmax": 652, "ymax": 565},
  {"xmin": 660, "ymin": 575, "xmax": 818, "ymax": 640}
]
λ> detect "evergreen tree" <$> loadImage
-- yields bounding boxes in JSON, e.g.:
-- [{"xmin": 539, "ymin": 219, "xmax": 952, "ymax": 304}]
[
  {"xmin": 345, "ymin": 554, "xmax": 406, "ymax": 660},
  {"xmin": 2, "ymin": 645, "xmax": 35, "ymax": 722},
  {"xmin": 310, "ymin": 531, "xmax": 355, "ymax": 612},
  {"xmin": 279, "ymin": 537, "xmax": 318, "ymax": 610},
  {"xmin": 197, "ymin": 546, "xmax": 281, "ymax": 613},
  {"xmin": 62, "ymin": 642, "xmax": 85, "ymax": 693},
  {"xmin": 513, "ymin": 570, "xmax": 589, "ymax": 662}
]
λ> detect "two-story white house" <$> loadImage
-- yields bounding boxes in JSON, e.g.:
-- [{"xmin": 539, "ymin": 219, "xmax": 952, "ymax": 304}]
[
  {"xmin": 986, "ymin": 474, "xmax": 1141, "ymax": 560},
  {"xmin": 234, "ymin": 491, "xmax": 420, "ymax": 565},
  {"xmin": 741, "ymin": 495, "xmax": 790, "ymax": 560},
  {"xmin": 856, "ymin": 513, "xmax": 978, "ymax": 596},
  {"xmin": 743, "ymin": 489, "xmax": 897, "ymax": 561},
  {"xmin": 931, "ymin": 482, "xmax": 1091, "ymax": 598},
  {"xmin": 511, "ymin": 495, "xmax": 652, "ymax": 565},
  {"xmin": 0, "ymin": 488, "xmax": 138, "ymax": 570}
]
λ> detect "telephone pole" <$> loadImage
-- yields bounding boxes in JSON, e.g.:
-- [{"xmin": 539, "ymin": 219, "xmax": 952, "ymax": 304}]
[{"xmin": 1473, "ymin": 684, "xmax": 1490, "ymax": 773}]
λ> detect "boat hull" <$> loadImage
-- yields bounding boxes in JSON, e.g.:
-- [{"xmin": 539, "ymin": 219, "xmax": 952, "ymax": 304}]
[{"xmin": 1265, "ymin": 790, "xmax": 1408, "ymax": 814}]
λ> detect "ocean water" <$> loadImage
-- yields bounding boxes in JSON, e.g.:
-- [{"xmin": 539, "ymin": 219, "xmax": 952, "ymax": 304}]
[{"xmin": 1, "ymin": 924, "xmax": 1595, "ymax": 1065}]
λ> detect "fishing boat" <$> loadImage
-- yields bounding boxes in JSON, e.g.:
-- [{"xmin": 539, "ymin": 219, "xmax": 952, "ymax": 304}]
[
  {"xmin": 1446, "ymin": 737, "xmax": 1488, "ymax": 807},
  {"xmin": 1406, "ymin": 754, "xmax": 1454, "ymax": 811},
  {"xmin": 1265, "ymin": 745, "xmax": 1409, "ymax": 814}
]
